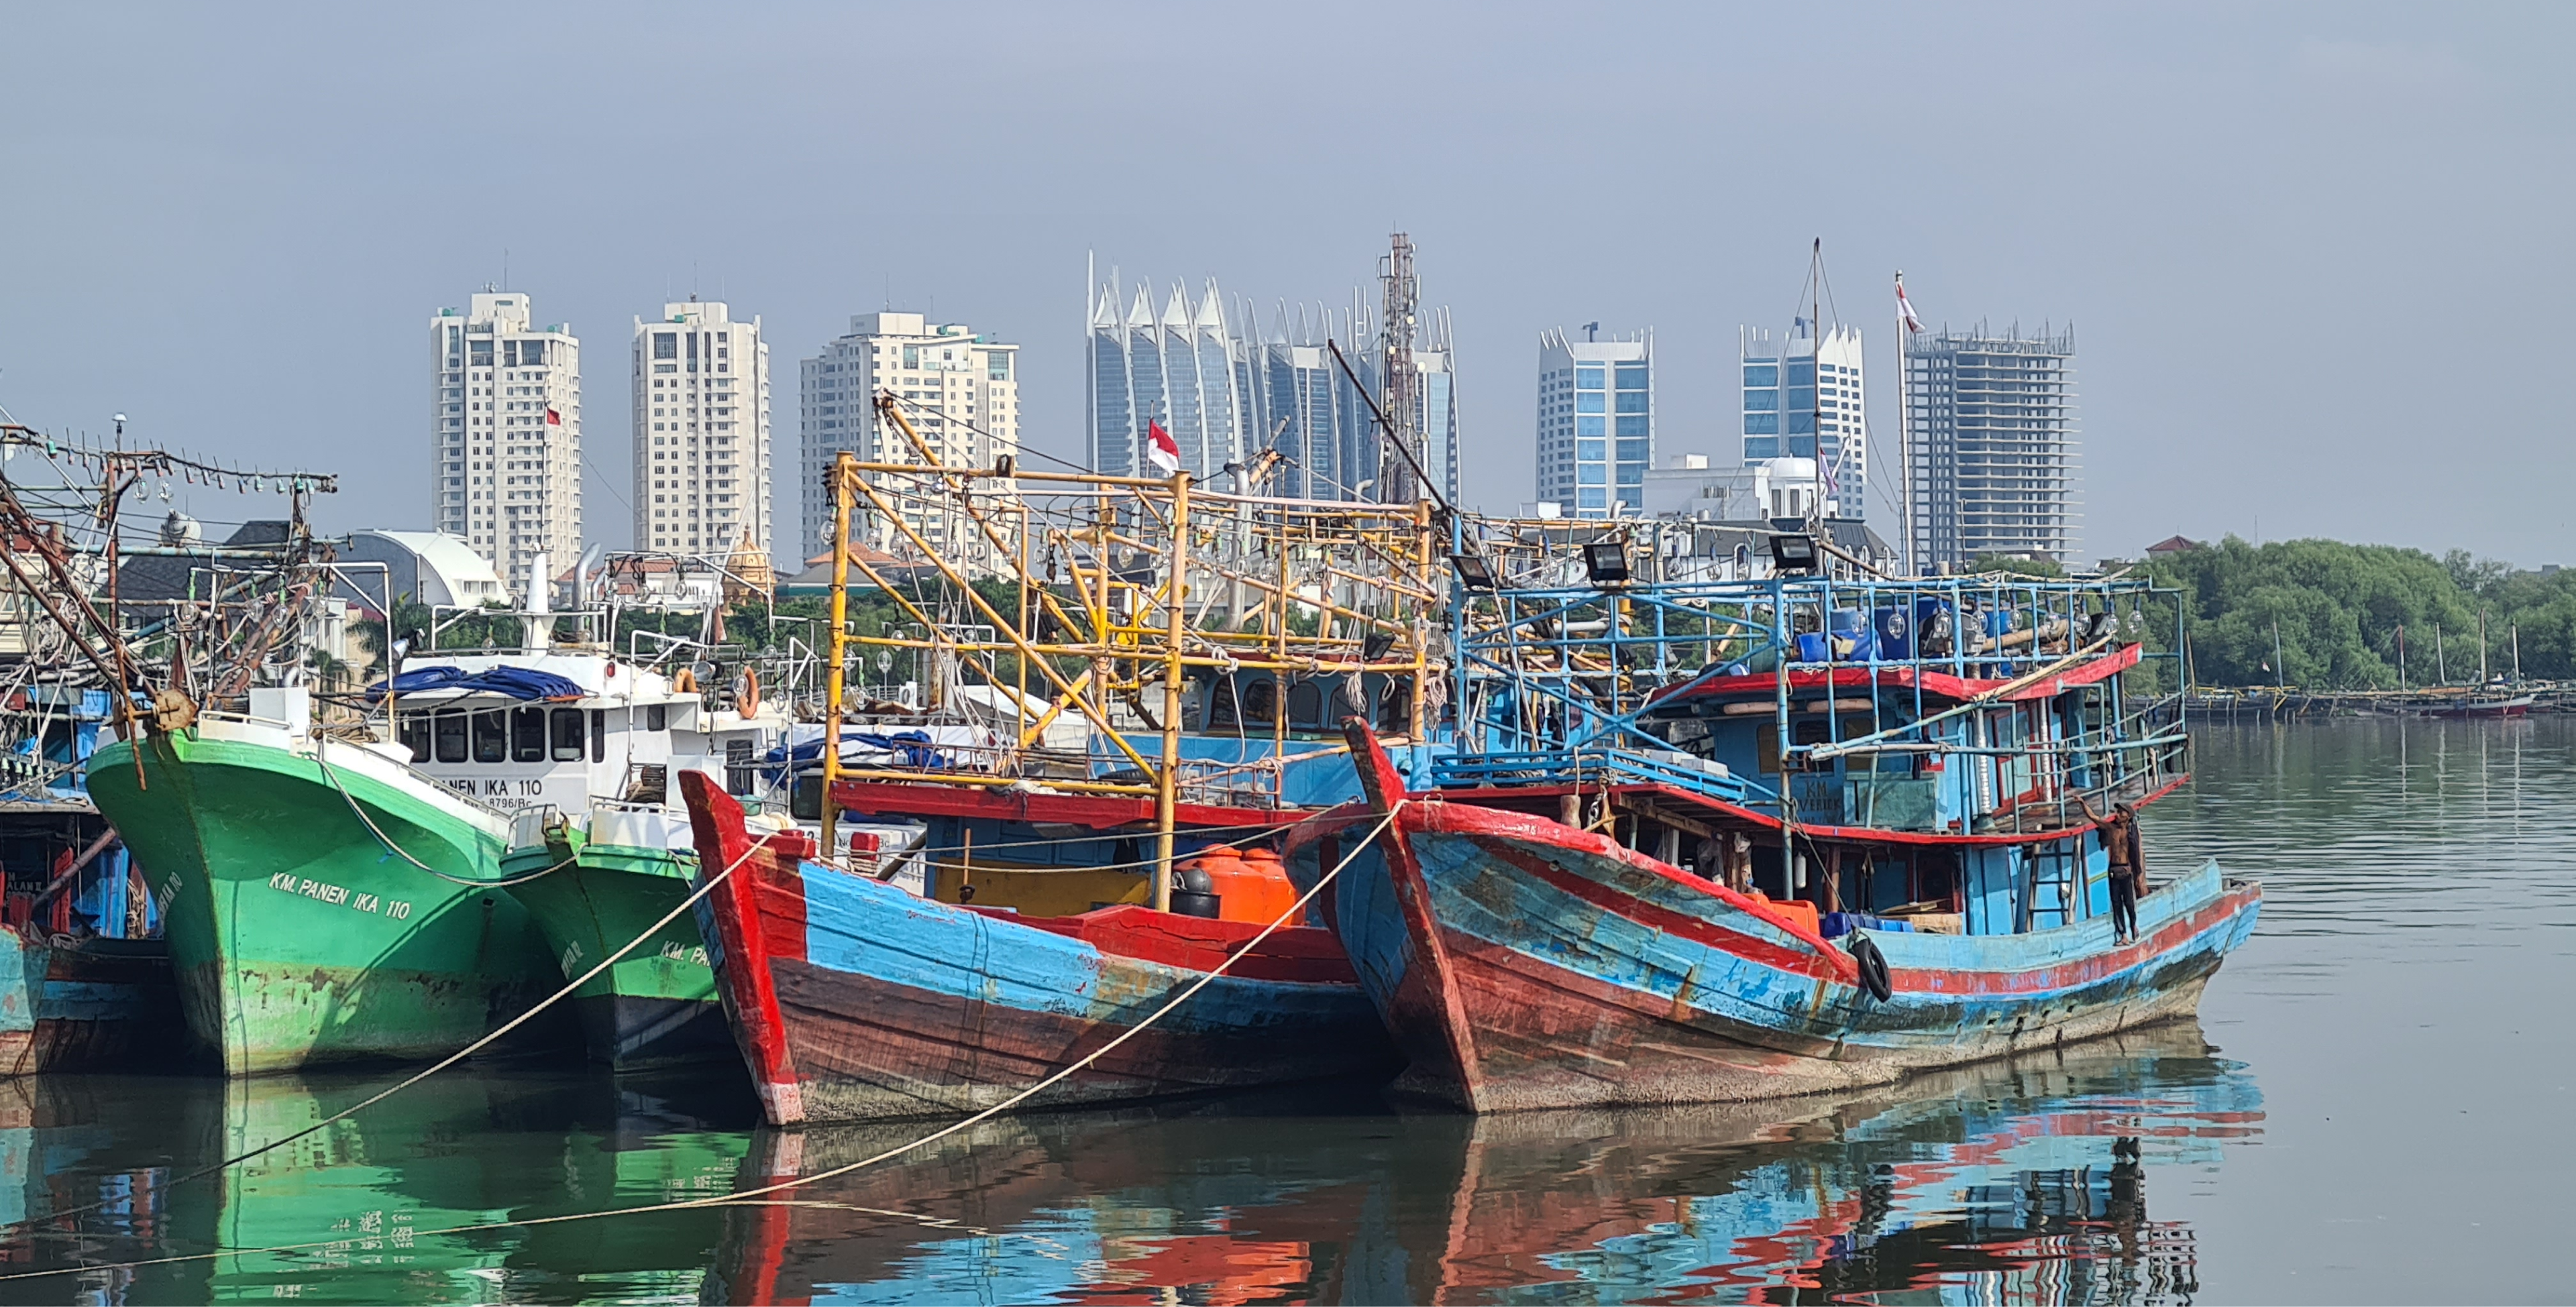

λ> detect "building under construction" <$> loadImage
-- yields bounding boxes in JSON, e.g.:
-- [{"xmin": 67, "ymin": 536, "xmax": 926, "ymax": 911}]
[{"xmin": 1903, "ymin": 325, "xmax": 2080, "ymax": 569}]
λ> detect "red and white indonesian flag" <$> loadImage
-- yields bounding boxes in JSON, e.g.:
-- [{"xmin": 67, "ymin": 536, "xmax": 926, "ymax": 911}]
[
  {"xmin": 545, "ymin": 406, "xmax": 563, "ymax": 426},
  {"xmin": 1145, "ymin": 418, "xmax": 1182, "ymax": 475},
  {"xmin": 1896, "ymin": 278, "xmax": 1925, "ymax": 334}
]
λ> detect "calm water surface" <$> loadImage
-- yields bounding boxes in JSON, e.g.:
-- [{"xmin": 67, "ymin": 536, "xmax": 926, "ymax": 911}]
[{"xmin": 3, "ymin": 717, "xmax": 2569, "ymax": 1304}]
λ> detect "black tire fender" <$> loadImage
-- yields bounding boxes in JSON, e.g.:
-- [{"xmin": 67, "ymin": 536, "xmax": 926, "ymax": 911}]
[{"xmin": 1847, "ymin": 933, "xmax": 1893, "ymax": 1003}]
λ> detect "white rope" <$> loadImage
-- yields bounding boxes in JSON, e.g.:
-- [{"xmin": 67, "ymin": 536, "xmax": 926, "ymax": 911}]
[
  {"xmin": 0, "ymin": 802, "xmax": 1402, "ymax": 1281},
  {"xmin": 2, "ymin": 815, "xmax": 777, "ymax": 1237},
  {"xmin": 311, "ymin": 740, "xmax": 579, "ymax": 888}
]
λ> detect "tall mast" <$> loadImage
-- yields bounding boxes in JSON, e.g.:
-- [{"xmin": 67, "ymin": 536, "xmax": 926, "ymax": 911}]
[
  {"xmin": 1896, "ymin": 271, "xmax": 1915, "ymax": 573},
  {"xmin": 1809, "ymin": 239, "xmax": 1826, "ymax": 533}
]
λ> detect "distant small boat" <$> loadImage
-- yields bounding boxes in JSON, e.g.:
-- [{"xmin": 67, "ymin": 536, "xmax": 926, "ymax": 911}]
[
  {"xmin": 680, "ymin": 773, "xmax": 1395, "ymax": 1126},
  {"xmin": 2420, "ymin": 693, "xmax": 2533, "ymax": 720}
]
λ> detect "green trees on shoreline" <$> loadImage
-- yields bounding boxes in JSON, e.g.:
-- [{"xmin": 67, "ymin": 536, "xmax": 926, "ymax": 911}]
[{"xmin": 2138, "ymin": 537, "xmax": 2576, "ymax": 688}]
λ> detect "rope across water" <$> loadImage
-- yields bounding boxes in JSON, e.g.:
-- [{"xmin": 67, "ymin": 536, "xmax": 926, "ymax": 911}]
[{"xmin": 0, "ymin": 802, "xmax": 1402, "ymax": 1282}]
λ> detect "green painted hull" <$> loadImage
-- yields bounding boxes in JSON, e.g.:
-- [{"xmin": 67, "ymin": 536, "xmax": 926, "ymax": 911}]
[
  {"xmin": 502, "ymin": 844, "xmax": 728, "ymax": 1069},
  {"xmin": 87, "ymin": 732, "xmax": 574, "ymax": 1076}
]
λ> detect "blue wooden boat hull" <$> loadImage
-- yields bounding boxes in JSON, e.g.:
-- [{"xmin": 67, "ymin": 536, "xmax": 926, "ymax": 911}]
[
  {"xmin": 1291, "ymin": 791, "xmax": 2259, "ymax": 1113},
  {"xmin": 679, "ymin": 773, "xmax": 1396, "ymax": 1125},
  {"xmin": 0, "ymin": 931, "xmax": 182, "ymax": 1074}
]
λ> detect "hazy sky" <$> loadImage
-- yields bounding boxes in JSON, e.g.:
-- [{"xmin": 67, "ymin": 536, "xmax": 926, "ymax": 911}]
[{"xmin": 3, "ymin": 3, "xmax": 2569, "ymax": 566}]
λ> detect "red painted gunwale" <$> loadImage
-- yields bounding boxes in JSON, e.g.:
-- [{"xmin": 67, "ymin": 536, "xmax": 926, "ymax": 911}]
[
  {"xmin": 1646, "ymin": 641, "xmax": 2144, "ymax": 708},
  {"xmin": 1439, "ymin": 772, "xmax": 2190, "ymax": 848}
]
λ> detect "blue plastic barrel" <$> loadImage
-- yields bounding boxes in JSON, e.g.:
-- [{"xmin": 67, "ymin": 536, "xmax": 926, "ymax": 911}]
[
  {"xmin": 1795, "ymin": 632, "xmax": 1830, "ymax": 663},
  {"xmin": 1874, "ymin": 606, "xmax": 1912, "ymax": 660}
]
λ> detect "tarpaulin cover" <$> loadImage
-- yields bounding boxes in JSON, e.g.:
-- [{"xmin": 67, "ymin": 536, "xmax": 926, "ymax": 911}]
[
  {"xmin": 761, "ymin": 730, "xmax": 947, "ymax": 777},
  {"xmin": 366, "ymin": 665, "xmax": 585, "ymax": 703}
]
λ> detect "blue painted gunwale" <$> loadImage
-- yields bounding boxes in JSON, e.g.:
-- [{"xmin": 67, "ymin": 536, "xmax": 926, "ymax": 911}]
[{"xmin": 788, "ymin": 861, "xmax": 1377, "ymax": 1035}]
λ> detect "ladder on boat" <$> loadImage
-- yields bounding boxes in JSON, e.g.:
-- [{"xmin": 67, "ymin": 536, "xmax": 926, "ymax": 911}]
[{"xmin": 2020, "ymin": 838, "xmax": 2087, "ymax": 931}]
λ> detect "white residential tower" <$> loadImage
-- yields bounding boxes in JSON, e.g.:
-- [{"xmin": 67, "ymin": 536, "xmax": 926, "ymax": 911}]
[
  {"xmin": 799, "ymin": 312, "xmax": 1021, "ymax": 565},
  {"xmin": 633, "ymin": 300, "xmax": 771, "ymax": 562},
  {"xmin": 429, "ymin": 291, "xmax": 581, "ymax": 597}
]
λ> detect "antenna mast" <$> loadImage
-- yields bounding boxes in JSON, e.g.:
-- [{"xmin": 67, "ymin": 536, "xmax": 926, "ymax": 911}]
[{"xmin": 1378, "ymin": 231, "xmax": 1419, "ymax": 504}]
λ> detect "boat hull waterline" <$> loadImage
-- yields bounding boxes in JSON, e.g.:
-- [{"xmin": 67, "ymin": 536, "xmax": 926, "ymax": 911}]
[
  {"xmin": 1297, "ymin": 740, "xmax": 2261, "ymax": 1113},
  {"xmin": 502, "ymin": 844, "xmax": 729, "ymax": 1069},
  {"xmin": 89, "ymin": 729, "xmax": 568, "ymax": 1074},
  {"xmin": 680, "ymin": 772, "xmax": 1396, "ymax": 1125}
]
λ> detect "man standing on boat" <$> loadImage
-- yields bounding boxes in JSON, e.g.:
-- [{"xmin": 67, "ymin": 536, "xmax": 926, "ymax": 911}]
[{"xmin": 2076, "ymin": 794, "xmax": 2146, "ymax": 943}]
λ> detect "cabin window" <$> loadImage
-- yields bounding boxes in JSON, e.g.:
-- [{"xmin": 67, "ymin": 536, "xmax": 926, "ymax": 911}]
[
  {"xmin": 511, "ymin": 707, "xmax": 547, "ymax": 762},
  {"xmin": 646, "ymin": 704, "xmax": 668, "ymax": 732},
  {"xmin": 1287, "ymin": 681, "xmax": 1325, "ymax": 728},
  {"xmin": 472, "ymin": 711, "xmax": 506, "ymax": 764},
  {"xmin": 549, "ymin": 707, "xmax": 585, "ymax": 762},
  {"xmin": 590, "ymin": 710, "xmax": 606, "ymax": 762},
  {"xmin": 398, "ymin": 714, "xmax": 431, "ymax": 762},
  {"xmin": 435, "ymin": 712, "xmax": 470, "ymax": 764},
  {"xmin": 1204, "ymin": 678, "xmax": 1241, "ymax": 729},
  {"xmin": 1240, "ymin": 678, "xmax": 1278, "ymax": 724}
]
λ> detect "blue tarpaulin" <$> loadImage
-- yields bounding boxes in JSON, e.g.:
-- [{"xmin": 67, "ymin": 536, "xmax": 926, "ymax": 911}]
[
  {"xmin": 760, "ymin": 730, "xmax": 946, "ymax": 779},
  {"xmin": 366, "ymin": 665, "xmax": 584, "ymax": 703}
]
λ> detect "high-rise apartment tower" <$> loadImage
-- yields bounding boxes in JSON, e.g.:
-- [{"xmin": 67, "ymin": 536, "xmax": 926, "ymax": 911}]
[
  {"xmin": 1741, "ymin": 321, "xmax": 1866, "ymax": 519},
  {"xmin": 1905, "ymin": 325, "xmax": 2080, "ymax": 568},
  {"xmin": 633, "ymin": 300, "xmax": 770, "ymax": 561},
  {"xmin": 1534, "ymin": 327, "xmax": 1652, "ymax": 518},
  {"xmin": 1086, "ymin": 274, "xmax": 1247, "ymax": 482},
  {"xmin": 429, "ymin": 291, "xmax": 580, "ymax": 596},
  {"xmin": 799, "ymin": 312, "xmax": 1020, "ymax": 565}
]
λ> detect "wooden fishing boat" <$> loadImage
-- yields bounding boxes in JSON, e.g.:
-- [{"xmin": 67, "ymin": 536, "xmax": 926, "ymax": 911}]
[
  {"xmin": 680, "ymin": 772, "xmax": 1395, "ymax": 1125},
  {"xmin": 1287, "ymin": 555, "xmax": 2261, "ymax": 1112},
  {"xmin": 0, "ymin": 929, "xmax": 181, "ymax": 1073}
]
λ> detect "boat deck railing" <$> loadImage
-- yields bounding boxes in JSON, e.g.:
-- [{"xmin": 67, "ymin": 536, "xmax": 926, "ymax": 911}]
[{"xmin": 1431, "ymin": 748, "xmax": 1768, "ymax": 807}]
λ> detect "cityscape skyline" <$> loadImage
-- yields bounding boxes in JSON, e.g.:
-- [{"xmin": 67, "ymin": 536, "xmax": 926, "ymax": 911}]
[{"xmin": 4, "ymin": 7, "xmax": 2567, "ymax": 568}]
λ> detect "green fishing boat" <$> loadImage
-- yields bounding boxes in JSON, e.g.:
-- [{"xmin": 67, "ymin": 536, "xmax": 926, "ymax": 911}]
[
  {"xmin": 372, "ymin": 646, "xmax": 791, "ymax": 1071},
  {"xmin": 500, "ymin": 806, "xmax": 724, "ymax": 1069},
  {"xmin": 87, "ymin": 709, "xmax": 566, "ymax": 1076}
]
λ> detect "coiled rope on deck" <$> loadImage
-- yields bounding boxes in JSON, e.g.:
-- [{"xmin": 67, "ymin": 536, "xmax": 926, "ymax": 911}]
[{"xmin": 0, "ymin": 803, "xmax": 1401, "ymax": 1283}]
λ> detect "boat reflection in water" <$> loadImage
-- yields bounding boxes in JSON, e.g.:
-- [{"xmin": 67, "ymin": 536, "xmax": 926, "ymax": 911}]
[
  {"xmin": 0, "ymin": 1025, "xmax": 2253, "ymax": 1303},
  {"xmin": 712, "ymin": 1021, "xmax": 2261, "ymax": 1306},
  {"xmin": 0, "ymin": 1069, "xmax": 754, "ymax": 1305}
]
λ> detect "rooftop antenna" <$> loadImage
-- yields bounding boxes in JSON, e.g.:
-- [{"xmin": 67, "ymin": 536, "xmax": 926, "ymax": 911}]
[
  {"xmin": 502, "ymin": 247, "xmax": 508, "ymax": 291},
  {"xmin": 1582, "ymin": 321, "xmax": 1600, "ymax": 343}
]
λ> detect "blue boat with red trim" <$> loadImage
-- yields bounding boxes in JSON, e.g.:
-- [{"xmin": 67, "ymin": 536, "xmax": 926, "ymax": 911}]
[
  {"xmin": 1286, "ymin": 552, "xmax": 2261, "ymax": 1112},
  {"xmin": 678, "ymin": 771, "xmax": 1395, "ymax": 1125}
]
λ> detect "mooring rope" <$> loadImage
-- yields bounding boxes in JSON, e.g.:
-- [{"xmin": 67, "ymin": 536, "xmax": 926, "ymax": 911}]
[
  {"xmin": 0, "ymin": 812, "xmax": 780, "ymax": 1238},
  {"xmin": 313, "ymin": 740, "xmax": 579, "ymax": 888},
  {"xmin": 0, "ymin": 803, "xmax": 1401, "ymax": 1282}
]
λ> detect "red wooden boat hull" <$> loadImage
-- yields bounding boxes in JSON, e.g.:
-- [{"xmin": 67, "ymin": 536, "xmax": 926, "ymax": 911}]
[{"xmin": 679, "ymin": 773, "xmax": 1395, "ymax": 1125}]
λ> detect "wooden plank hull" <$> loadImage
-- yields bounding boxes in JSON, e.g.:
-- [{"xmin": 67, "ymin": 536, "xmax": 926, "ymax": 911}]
[
  {"xmin": 680, "ymin": 774, "xmax": 1396, "ymax": 1125},
  {"xmin": 1295, "ymin": 797, "xmax": 2259, "ymax": 1113}
]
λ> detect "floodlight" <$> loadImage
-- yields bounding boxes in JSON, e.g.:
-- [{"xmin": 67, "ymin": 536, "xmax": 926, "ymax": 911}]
[
  {"xmin": 1450, "ymin": 552, "xmax": 1497, "ymax": 591},
  {"xmin": 1583, "ymin": 541, "xmax": 1629, "ymax": 585},
  {"xmin": 1768, "ymin": 533, "xmax": 1819, "ymax": 573}
]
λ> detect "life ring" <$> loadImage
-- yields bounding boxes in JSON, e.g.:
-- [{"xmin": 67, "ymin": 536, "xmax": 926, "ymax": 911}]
[
  {"xmin": 672, "ymin": 668, "xmax": 697, "ymax": 694},
  {"xmin": 1846, "ymin": 933, "xmax": 1892, "ymax": 1002},
  {"xmin": 738, "ymin": 669, "xmax": 761, "ymax": 718}
]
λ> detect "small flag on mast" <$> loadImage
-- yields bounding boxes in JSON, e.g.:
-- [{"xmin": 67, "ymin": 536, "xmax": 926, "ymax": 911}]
[
  {"xmin": 1144, "ymin": 418, "xmax": 1181, "ymax": 475},
  {"xmin": 545, "ymin": 406, "xmax": 563, "ymax": 426},
  {"xmin": 1896, "ymin": 276, "xmax": 1925, "ymax": 335}
]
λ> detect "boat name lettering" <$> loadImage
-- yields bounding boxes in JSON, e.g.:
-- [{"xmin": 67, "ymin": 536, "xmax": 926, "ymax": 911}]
[
  {"xmin": 266, "ymin": 872, "xmax": 410, "ymax": 919},
  {"xmin": 657, "ymin": 940, "xmax": 710, "ymax": 967}
]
